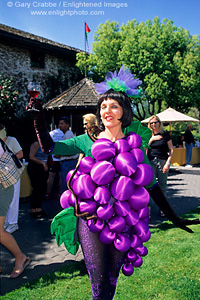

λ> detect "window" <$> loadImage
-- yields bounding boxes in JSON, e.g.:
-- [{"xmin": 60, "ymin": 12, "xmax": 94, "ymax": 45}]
[{"xmin": 31, "ymin": 50, "xmax": 45, "ymax": 69}]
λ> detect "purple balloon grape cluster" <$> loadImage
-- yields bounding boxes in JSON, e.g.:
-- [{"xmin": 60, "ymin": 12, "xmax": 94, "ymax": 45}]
[{"xmin": 60, "ymin": 132, "xmax": 154, "ymax": 276}]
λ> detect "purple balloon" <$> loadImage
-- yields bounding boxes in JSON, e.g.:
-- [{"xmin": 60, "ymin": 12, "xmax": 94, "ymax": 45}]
[
  {"xmin": 66, "ymin": 169, "xmax": 80, "ymax": 188},
  {"xmin": 125, "ymin": 209, "xmax": 139, "ymax": 226},
  {"xmin": 66, "ymin": 169, "xmax": 74, "ymax": 185},
  {"xmin": 138, "ymin": 206, "xmax": 149, "ymax": 220},
  {"xmin": 114, "ymin": 201, "xmax": 130, "ymax": 217},
  {"xmin": 114, "ymin": 152, "xmax": 137, "ymax": 176},
  {"xmin": 130, "ymin": 234, "xmax": 142, "ymax": 248},
  {"xmin": 133, "ymin": 221, "xmax": 149, "ymax": 240},
  {"xmin": 91, "ymin": 138, "xmax": 116, "ymax": 161},
  {"xmin": 143, "ymin": 217, "xmax": 150, "ymax": 224},
  {"xmin": 73, "ymin": 174, "xmax": 96, "ymax": 199},
  {"xmin": 122, "ymin": 263, "xmax": 134, "ymax": 276},
  {"xmin": 60, "ymin": 190, "xmax": 75, "ymax": 208},
  {"xmin": 128, "ymin": 186, "xmax": 150, "ymax": 211},
  {"xmin": 140, "ymin": 230, "xmax": 151, "ymax": 243},
  {"xmin": 132, "ymin": 255, "xmax": 143, "ymax": 268},
  {"xmin": 133, "ymin": 245, "xmax": 148, "ymax": 257},
  {"xmin": 127, "ymin": 250, "xmax": 137, "ymax": 262},
  {"xmin": 129, "ymin": 148, "xmax": 144, "ymax": 163},
  {"xmin": 126, "ymin": 132, "xmax": 142, "ymax": 149},
  {"xmin": 131, "ymin": 164, "xmax": 154, "ymax": 186},
  {"xmin": 79, "ymin": 199, "xmax": 97, "ymax": 215},
  {"xmin": 97, "ymin": 203, "xmax": 114, "ymax": 220},
  {"xmin": 79, "ymin": 157, "xmax": 95, "ymax": 174},
  {"xmin": 99, "ymin": 226, "xmax": 116, "ymax": 244},
  {"xmin": 94, "ymin": 186, "xmax": 111, "ymax": 205},
  {"xmin": 87, "ymin": 218, "xmax": 104, "ymax": 233},
  {"xmin": 91, "ymin": 161, "xmax": 116, "ymax": 185},
  {"xmin": 111, "ymin": 176, "xmax": 135, "ymax": 201},
  {"xmin": 114, "ymin": 234, "xmax": 131, "ymax": 252},
  {"xmin": 114, "ymin": 139, "xmax": 130, "ymax": 153},
  {"xmin": 108, "ymin": 216, "xmax": 126, "ymax": 233}
]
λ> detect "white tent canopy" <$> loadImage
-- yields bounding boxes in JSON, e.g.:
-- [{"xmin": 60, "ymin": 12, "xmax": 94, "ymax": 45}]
[{"xmin": 141, "ymin": 107, "xmax": 199, "ymax": 123}]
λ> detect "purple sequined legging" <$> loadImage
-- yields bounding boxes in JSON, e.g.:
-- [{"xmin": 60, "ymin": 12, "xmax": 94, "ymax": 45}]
[{"xmin": 78, "ymin": 217, "xmax": 127, "ymax": 300}]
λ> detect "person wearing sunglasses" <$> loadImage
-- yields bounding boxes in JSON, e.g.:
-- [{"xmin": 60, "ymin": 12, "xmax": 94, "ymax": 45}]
[
  {"xmin": 82, "ymin": 113, "xmax": 98, "ymax": 134},
  {"xmin": 147, "ymin": 115, "xmax": 174, "ymax": 216}
]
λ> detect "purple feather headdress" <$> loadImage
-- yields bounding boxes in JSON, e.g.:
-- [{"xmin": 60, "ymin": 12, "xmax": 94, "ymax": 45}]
[{"xmin": 95, "ymin": 65, "xmax": 142, "ymax": 98}]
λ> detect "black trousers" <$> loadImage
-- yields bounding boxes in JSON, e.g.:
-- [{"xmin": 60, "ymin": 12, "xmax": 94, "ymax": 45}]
[{"xmin": 27, "ymin": 161, "xmax": 49, "ymax": 209}]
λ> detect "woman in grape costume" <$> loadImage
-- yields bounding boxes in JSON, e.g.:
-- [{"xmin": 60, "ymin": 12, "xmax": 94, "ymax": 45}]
[{"xmin": 27, "ymin": 66, "xmax": 200, "ymax": 300}]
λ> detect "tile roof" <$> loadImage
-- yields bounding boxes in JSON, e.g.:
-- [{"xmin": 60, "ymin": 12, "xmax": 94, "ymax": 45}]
[
  {"xmin": 44, "ymin": 78, "xmax": 99, "ymax": 110},
  {"xmin": 0, "ymin": 23, "xmax": 82, "ymax": 53}
]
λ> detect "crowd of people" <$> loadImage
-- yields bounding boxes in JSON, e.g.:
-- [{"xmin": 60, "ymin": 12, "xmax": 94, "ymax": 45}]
[{"xmin": 0, "ymin": 66, "xmax": 199, "ymax": 299}]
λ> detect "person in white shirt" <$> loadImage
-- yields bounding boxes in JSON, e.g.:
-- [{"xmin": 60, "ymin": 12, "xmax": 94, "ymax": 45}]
[
  {"xmin": 0, "ymin": 123, "xmax": 30, "ymax": 278},
  {"xmin": 58, "ymin": 117, "xmax": 78, "ymax": 194},
  {"xmin": 2, "ymin": 127, "xmax": 23, "ymax": 234}
]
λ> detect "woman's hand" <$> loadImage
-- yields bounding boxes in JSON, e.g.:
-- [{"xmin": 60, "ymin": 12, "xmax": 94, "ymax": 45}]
[
  {"xmin": 42, "ymin": 163, "xmax": 48, "ymax": 172},
  {"xmin": 163, "ymin": 163, "xmax": 170, "ymax": 173},
  {"xmin": 148, "ymin": 135, "xmax": 162, "ymax": 145},
  {"xmin": 26, "ymin": 98, "xmax": 43, "ymax": 112}
]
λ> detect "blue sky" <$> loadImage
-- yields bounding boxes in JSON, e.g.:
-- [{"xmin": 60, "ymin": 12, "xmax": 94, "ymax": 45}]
[{"xmin": 0, "ymin": 0, "xmax": 200, "ymax": 52}]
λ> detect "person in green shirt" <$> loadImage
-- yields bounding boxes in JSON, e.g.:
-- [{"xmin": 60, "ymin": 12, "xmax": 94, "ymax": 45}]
[{"xmin": 27, "ymin": 66, "xmax": 199, "ymax": 300}]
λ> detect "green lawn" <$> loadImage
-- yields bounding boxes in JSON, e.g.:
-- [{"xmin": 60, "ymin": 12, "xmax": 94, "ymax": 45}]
[{"xmin": 2, "ymin": 207, "xmax": 200, "ymax": 300}]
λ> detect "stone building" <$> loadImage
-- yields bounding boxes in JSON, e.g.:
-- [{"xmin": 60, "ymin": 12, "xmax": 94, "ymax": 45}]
[{"xmin": 0, "ymin": 23, "xmax": 83, "ymax": 117}]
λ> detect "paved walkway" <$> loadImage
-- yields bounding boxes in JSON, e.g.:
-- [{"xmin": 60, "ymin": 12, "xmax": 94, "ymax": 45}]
[{"xmin": 1, "ymin": 165, "xmax": 200, "ymax": 296}]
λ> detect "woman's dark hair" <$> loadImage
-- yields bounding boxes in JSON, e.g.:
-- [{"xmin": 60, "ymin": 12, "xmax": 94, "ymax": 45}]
[{"xmin": 96, "ymin": 89, "xmax": 134, "ymax": 130}]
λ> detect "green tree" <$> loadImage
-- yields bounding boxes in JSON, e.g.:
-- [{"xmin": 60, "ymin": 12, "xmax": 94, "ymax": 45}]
[
  {"xmin": 77, "ymin": 17, "xmax": 200, "ymax": 121},
  {"xmin": 76, "ymin": 21, "xmax": 122, "ymax": 82},
  {"xmin": 0, "ymin": 75, "xmax": 18, "ymax": 122}
]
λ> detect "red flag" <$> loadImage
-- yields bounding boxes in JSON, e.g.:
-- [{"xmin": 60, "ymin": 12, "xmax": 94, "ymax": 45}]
[
  {"xmin": 85, "ymin": 22, "xmax": 91, "ymax": 33},
  {"xmin": 85, "ymin": 22, "xmax": 90, "ymax": 51}
]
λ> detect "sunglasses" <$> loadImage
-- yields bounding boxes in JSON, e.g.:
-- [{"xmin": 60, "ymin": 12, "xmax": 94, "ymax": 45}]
[
  {"xmin": 83, "ymin": 122, "xmax": 88, "ymax": 126},
  {"xmin": 150, "ymin": 121, "xmax": 159, "ymax": 125}
]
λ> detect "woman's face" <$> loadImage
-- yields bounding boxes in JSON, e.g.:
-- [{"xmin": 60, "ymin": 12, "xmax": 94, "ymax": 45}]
[
  {"xmin": 100, "ymin": 98, "xmax": 123, "ymax": 129},
  {"xmin": 83, "ymin": 119, "xmax": 89, "ymax": 130},
  {"xmin": 150, "ymin": 117, "xmax": 160, "ymax": 131}
]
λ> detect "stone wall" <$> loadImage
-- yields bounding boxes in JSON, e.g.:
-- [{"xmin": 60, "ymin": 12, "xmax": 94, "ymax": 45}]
[{"xmin": 0, "ymin": 43, "xmax": 81, "ymax": 117}]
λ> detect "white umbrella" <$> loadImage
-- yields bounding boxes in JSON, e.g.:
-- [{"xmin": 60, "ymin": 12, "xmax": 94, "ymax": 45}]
[{"xmin": 141, "ymin": 107, "xmax": 199, "ymax": 129}]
